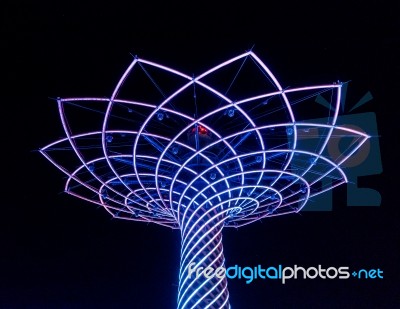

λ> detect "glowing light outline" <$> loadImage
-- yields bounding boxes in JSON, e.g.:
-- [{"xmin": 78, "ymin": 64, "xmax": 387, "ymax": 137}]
[{"xmin": 40, "ymin": 51, "xmax": 371, "ymax": 309}]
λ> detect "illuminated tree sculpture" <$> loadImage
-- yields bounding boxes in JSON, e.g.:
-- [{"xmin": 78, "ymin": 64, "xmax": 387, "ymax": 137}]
[{"xmin": 40, "ymin": 51, "xmax": 369, "ymax": 308}]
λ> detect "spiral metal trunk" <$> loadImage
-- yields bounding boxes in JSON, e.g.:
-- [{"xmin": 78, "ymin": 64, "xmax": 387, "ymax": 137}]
[{"xmin": 177, "ymin": 206, "xmax": 230, "ymax": 309}]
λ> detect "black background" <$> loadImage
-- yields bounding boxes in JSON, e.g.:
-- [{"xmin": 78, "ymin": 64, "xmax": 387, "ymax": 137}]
[{"xmin": 3, "ymin": 1, "xmax": 400, "ymax": 308}]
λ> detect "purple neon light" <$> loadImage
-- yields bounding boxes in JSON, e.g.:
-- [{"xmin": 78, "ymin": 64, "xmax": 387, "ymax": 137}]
[
  {"xmin": 40, "ymin": 51, "xmax": 369, "ymax": 309},
  {"xmin": 41, "ymin": 52, "xmax": 368, "ymax": 229}
]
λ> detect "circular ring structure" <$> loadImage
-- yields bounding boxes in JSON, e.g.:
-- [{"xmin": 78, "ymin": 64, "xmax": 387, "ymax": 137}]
[{"xmin": 40, "ymin": 51, "xmax": 369, "ymax": 308}]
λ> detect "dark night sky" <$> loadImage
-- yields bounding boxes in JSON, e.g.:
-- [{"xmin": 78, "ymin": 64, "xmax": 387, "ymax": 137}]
[{"xmin": 3, "ymin": 1, "xmax": 400, "ymax": 308}]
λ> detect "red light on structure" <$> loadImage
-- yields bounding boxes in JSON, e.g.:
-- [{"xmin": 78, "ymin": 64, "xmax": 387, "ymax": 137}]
[
  {"xmin": 190, "ymin": 125, "xmax": 208, "ymax": 135},
  {"xmin": 199, "ymin": 126, "xmax": 207, "ymax": 134}
]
